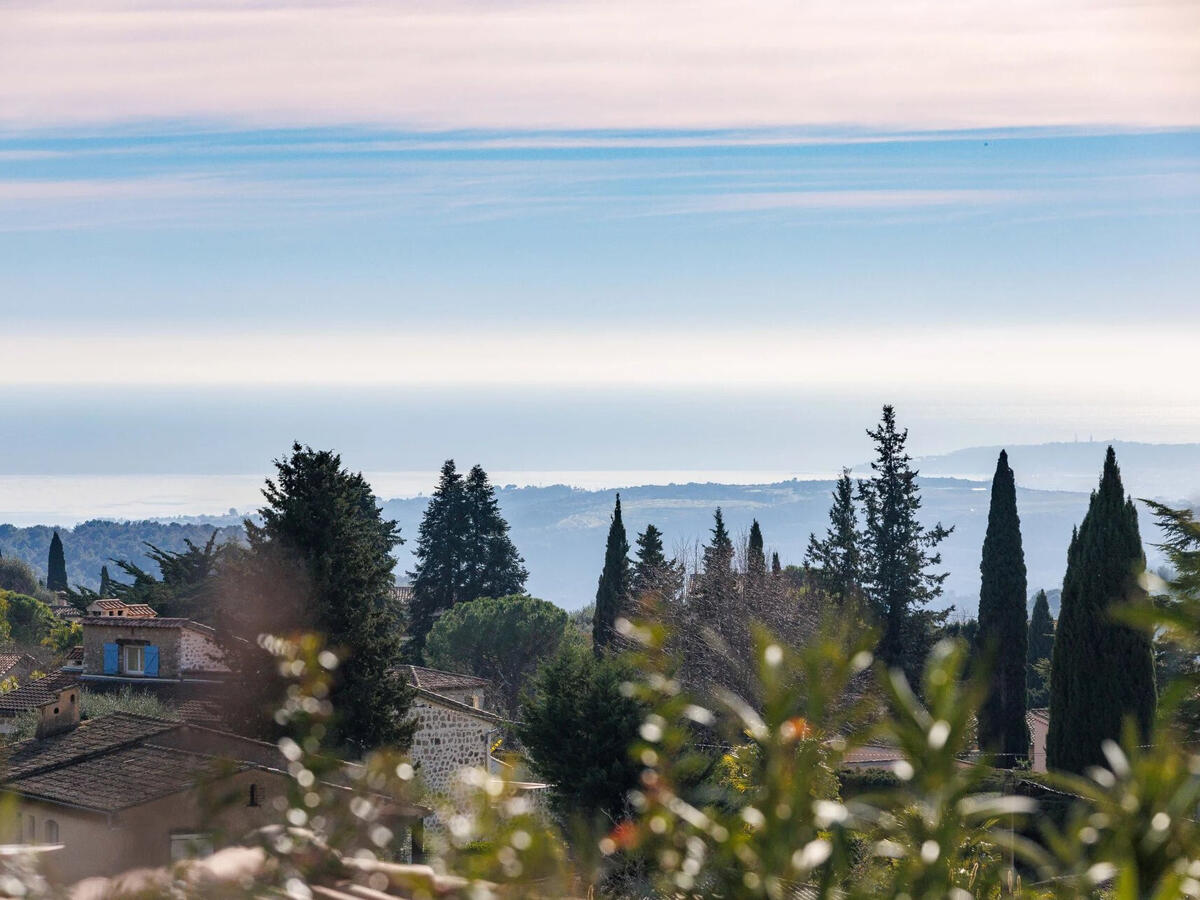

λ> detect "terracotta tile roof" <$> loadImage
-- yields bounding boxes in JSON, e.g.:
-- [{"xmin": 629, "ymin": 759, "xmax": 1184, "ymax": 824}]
[
  {"xmin": 80, "ymin": 616, "xmax": 215, "ymax": 635},
  {"xmin": 0, "ymin": 672, "xmax": 80, "ymax": 716},
  {"xmin": 177, "ymin": 699, "xmax": 228, "ymax": 730},
  {"xmin": 121, "ymin": 604, "xmax": 159, "ymax": 618},
  {"xmin": 0, "ymin": 653, "xmax": 35, "ymax": 678},
  {"xmin": 402, "ymin": 665, "xmax": 489, "ymax": 693},
  {"xmin": 65, "ymin": 645, "xmax": 84, "ymax": 665},
  {"xmin": 89, "ymin": 600, "xmax": 126, "ymax": 612}
]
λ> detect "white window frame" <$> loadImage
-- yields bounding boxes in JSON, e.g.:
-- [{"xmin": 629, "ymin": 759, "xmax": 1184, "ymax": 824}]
[
  {"xmin": 124, "ymin": 644, "xmax": 145, "ymax": 675},
  {"xmin": 170, "ymin": 832, "xmax": 214, "ymax": 861}
]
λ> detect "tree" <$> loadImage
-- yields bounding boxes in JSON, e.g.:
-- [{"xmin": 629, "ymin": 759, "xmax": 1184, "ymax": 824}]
[
  {"xmin": 247, "ymin": 443, "xmax": 415, "ymax": 754},
  {"xmin": 632, "ymin": 524, "xmax": 682, "ymax": 612},
  {"xmin": 593, "ymin": 494, "xmax": 631, "ymax": 653},
  {"xmin": 975, "ymin": 450, "xmax": 1029, "ymax": 767},
  {"xmin": 805, "ymin": 469, "xmax": 862, "ymax": 605},
  {"xmin": 747, "ymin": 520, "xmax": 766, "ymax": 577},
  {"xmin": 1027, "ymin": 590, "xmax": 1054, "ymax": 707},
  {"xmin": 92, "ymin": 533, "xmax": 229, "ymax": 621},
  {"xmin": 857, "ymin": 406, "xmax": 953, "ymax": 683},
  {"xmin": 771, "ymin": 552, "xmax": 781, "ymax": 575},
  {"xmin": 424, "ymin": 594, "xmax": 571, "ymax": 715},
  {"xmin": 46, "ymin": 531, "xmax": 67, "ymax": 592},
  {"xmin": 5, "ymin": 592, "xmax": 56, "ymax": 646},
  {"xmin": 1048, "ymin": 447, "xmax": 1156, "ymax": 773},
  {"xmin": 518, "ymin": 643, "xmax": 646, "ymax": 824},
  {"xmin": 99, "ymin": 565, "xmax": 113, "ymax": 597},
  {"xmin": 0, "ymin": 557, "xmax": 39, "ymax": 596},
  {"xmin": 408, "ymin": 460, "xmax": 527, "ymax": 659}
]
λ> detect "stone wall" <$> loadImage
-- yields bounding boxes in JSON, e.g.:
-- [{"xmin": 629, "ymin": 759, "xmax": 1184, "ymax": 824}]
[
  {"xmin": 83, "ymin": 625, "xmax": 181, "ymax": 679},
  {"xmin": 179, "ymin": 627, "xmax": 227, "ymax": 673},
  {"xmin": 409, "ymin": 695, "xmax": 497, "ymax": 801}
]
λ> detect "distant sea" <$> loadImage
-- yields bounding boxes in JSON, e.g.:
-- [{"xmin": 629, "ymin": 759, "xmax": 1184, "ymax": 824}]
[{"xmin": 0, "ymin": 470, "xmax": 836, "ymax": 527}]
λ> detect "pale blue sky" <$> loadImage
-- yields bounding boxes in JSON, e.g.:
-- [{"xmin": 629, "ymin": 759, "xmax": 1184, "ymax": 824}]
[{"xmin": 1, "ymin": 0, "xmax": 1197, "ymax": 478}]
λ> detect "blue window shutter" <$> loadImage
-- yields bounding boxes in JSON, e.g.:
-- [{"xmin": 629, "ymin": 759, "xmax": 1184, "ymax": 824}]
[
  {"xmin": 102, "ymin": 643, "xmax": 118, "ymax": 675},
  {"xmin": 144, "ymin": 645, "xmax": 159, "ymax": 677}
]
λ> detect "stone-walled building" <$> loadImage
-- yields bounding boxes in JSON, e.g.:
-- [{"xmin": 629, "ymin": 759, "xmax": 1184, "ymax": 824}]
[{"xmin": 403, "ymin": 666, "xmax": 501, "ymax": 800}]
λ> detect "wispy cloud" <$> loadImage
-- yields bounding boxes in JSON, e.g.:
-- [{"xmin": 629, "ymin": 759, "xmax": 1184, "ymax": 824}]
[{"xmin": 2, "ymin": 0, "xmax": 1197, "ymax": 132}]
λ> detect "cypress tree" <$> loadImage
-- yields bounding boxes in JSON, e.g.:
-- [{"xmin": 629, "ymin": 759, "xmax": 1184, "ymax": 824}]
[
  {"xmin": 805, "ymin": 468, "xmax": 862, "ymax": 604},
  {"xmin": 99, "ymin": 565, "xmax": 113, "ymax": 597},
  {"xmin": 1047, "ymin": 447, "xmax": 1156, "ymax": 773},
  {"xmin": 593, "ymin": 494, "xmax": 631, "ymax": 653},
  {"xmin": 706, "ymin": 508, "xmax": 734, "ymax": 574},
  {"xmin": 248, "ymin": 443, "xmax": 415, "ymax": 753},
  {"xmin": 976, "ymin": 450, "xmax": 1030, "ymax": 767},
  {"xmin": 771, "ymin": 552, "xmax": 781, "ymax": 575},
  {"xmin": 46, "ymin": 531, "xmax": 68, "ymax": 592},
  {"xmin": 747, "ymin": 520, "xmax": 766, "ymax": 577},
  {"xmin": 1027, "ymin": 589, "xmax": 1054, "ymax": 707},
  {"xmin": 858, "ymin": 406, "xmax": 953, "ymax": 683}
]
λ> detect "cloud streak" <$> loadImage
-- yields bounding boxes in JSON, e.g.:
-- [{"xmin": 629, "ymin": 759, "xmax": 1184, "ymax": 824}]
[{"xmin": 2, "ymin": 0, "xmax": 1197, "ymax": 131}]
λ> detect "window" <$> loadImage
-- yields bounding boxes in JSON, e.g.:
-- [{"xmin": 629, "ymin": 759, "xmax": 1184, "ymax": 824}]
[
  {"xmin": 45, "ymin": 820, "xmax": 59, "ymax": 844},
  {"xmin": 124, "ymin": 644, "xmax": 145, "ymax": 675},
  {"xmin": 170, "ymin": 832, "xmax": 214, "ymax": 862},
  {"xmin": 248, "ymin": 783, "xmax": 261, "ymax": 807},
  {"xmin": 26, "ymin": 815, "xmax": 35, "ymax": 843}
]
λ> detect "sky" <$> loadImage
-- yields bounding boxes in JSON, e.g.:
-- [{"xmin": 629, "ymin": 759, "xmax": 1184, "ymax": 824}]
[{"xmin": 1, "ymin": 0, "xmax": 1198, "ymax": 485}]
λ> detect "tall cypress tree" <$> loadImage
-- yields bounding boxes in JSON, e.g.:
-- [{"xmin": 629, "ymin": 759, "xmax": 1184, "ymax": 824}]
[
  {"xmin": 858, "ymin": 406, "xmax": 953, "ymax": 682},
  {"xmin": 1048, "ymin": 447, "xmax": 1156, "ymax": 773},
  {"xmin": 747, "ymin": 520, "xmax": 766, "ymax": 577},
  {"xmin": 593, "ymin": 494, "xmax": 631, "ymax": 653},
  {"xmin": 99, "ymin": 565, "xmax": 113, "ymax": 597},
  {"xmin": 805, "ymin": 468, "xmax": 862, "ymax": 604},
  {"xmin": 1027, "ymin": 589, "xmax": 1054, "ymax": 707},
  {"xmin": 976, "ymin": 450, "xmax": 1030, "ymax": 767},
  {"xmin": 247, "ymin": 443, "xmax": 415, "ymax": 753},
  {"xmin": 409, "ymin": 460, "xmax": 527, "ymax": 660},
  {"xmin": 46, "ymin": 531, "xmax": 68, "ymax": 592},
  {"xmin": 771, "ymin": 552, "xmax": 782, "ymax": 575}
]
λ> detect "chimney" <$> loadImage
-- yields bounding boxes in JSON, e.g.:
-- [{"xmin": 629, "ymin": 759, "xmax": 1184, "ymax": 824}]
[{"xmin": 35, "ymin": 685, "xmax": 81, "ymax": 739}]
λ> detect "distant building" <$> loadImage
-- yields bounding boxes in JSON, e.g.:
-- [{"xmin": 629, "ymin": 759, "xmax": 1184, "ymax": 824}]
[
  {"xmin": 46, "ymin": 593, "xmax": 81, "ymax": 622},
  {"xmin": 78, "ymin": 615, "xmax": 226, "ymax": 685},
  {"xmin": 84, "ymin": 599, "xmax": 158, "ymax": 619},
  {"xmin": 0, "ymin": 652, "xmax": 39, "ymax": 686},
  {"xmin": 1027, "ymin": 707, "xmax": 1050, "ymax": 773},
  {"xmin": 0, "ymin": 689, "xmax": 427, "ymax": 884}
]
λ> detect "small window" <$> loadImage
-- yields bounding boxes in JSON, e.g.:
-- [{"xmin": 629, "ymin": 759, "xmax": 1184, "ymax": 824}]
[
  {"xmin": 26, "ymin": 816, "xmax": 35, "ymax": 842},
  {"xmin": 69, "ymin": 693, "xmax": 76, "ymax": 704},
  {"xmin": 124, "ymin": 644, "xmax": 145, "ymax": 675},
  {"xmin": 170, "ymin": 832, "xmax": 214, "ymax": 862},
  {"xmin": 45, "ymin": 820, "xmax": 59, "ymax": 844},
  {"xmin": 248, "ymin": 783, "xmax": 260, "ymax": 807}
]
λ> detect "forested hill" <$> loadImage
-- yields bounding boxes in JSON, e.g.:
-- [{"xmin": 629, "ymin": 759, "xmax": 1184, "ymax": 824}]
[
  {"xmin": 0, "ymin": 519, "xmax": 244, "ymax": 592},
  {"xmin": 1, "ymin": 477, "xmax": 1172, "ymax": 615}
]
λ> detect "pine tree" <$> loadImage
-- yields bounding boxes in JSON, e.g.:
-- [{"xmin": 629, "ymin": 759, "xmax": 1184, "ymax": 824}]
[
  {"xmin": 1027, "ymin": 589, "xmax": 1054, "ymax": 707},
  {"xmin": 747, "ymin": 520, "xmax": 766, "ymax": 577},
  {"xmin": 47, "ymin": 531, "xmax": 68, "ymax": 592},
  {"xmin": 632, "ymin": 524, "xmax": 680, "ymax": 608},
  {"xmin": 463, "ymin": 464, "xmax": 528, "ymax": 602},
  {"xmin": 99, "ymin": 565, "xmax": 112, "ymax": 597},
  {"xmin": 705, "ymin": 508, "xmax": 734, "ymax": 575},
  {"xmin": 1048, "ymin": 447, "xmax": 1156, "ymax": 773},
  {"xmin": 771, "ymin": 552, "xmax": 782, "ymax": 575},
  {"xmin": 247, "ymin": 443, "xmax": 415, "ymax": 753},
  {"xmin": 858, "ymin": 406, "xmax": 953, "ymax": 682},
  {"xmin": 976, "ymin": 450, "xmax": 1030, "ymax": 767},
  {"xmin": 593, "ymin": 494, "xmax": 631, "ymax": 654},
  {"xmin": 408, "ymin": 460, "xmax": 527, "ymax": 660},
  {"xmin": 805, "ymin": 469, "xmax": 862, "ymax": 604}
]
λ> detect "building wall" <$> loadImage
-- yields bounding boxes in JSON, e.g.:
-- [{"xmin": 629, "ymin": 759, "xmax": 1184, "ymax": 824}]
[
  {"xmin": 409, "ymin": 696, "xmax": 496, "ymax": 801},
  {"xmin": 82, "ymin": 625, "xmax": 181, "ymax": 680},
  {"xmin": 179, "ymin": 628, "xmax": 227, "ymax": 673}
]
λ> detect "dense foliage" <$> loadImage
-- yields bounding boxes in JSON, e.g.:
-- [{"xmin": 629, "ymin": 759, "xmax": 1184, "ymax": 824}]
[
  {"xmin": 1048, "ymin": 447, "xmax": 1157, "ymax": 773},
  {"xmin": 424, "ymin": 593, "xmax": 572, "ymax": 715},
  {"xmin": 804, "ymin": 468, "xmax": 862, "ymax": 605},
  {"xmin": 1026, "ymin": 589, "xmax": 1055, "ymax": 707},
  {"xmin": 46, "ymin": 531, "xmax": 68, "ymax": 592},
  {"xmin": 593, "ymin": 494, "xmax": 631, "ymax": 653},
  {"xmin": 976, "ymin": 449, "xmax": 1030, "ymax": 766}
]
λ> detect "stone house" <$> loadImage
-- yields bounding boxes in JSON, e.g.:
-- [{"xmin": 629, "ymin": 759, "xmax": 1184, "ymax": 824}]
[
  {"xmin": 79, "ymin": 615, "xmax": 227, "ymax": 684},
  {"xmin": 0, "ymin": 652, "xmax": 38, "ymax": 686},
  {"xmin": 1026, "ymin": 707, "xmax": 1050, "ymax": 773},
  {"xmin": 403, "ymin": 666, "xmax": 502, "ymax": 800},
  {"xmin": 0, "ymin": 685, "xmax": 427, "ymax": 884}
]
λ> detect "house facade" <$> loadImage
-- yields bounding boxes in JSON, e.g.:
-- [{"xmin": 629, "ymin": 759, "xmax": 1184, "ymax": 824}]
[{"xmin": 78, "ymin": 616, "xmax": 227, "ymax": 684}]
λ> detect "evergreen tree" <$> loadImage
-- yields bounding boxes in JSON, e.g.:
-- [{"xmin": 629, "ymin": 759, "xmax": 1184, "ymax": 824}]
[
  {"xmin": 632, "ymin": 523, "xmax": 680, "ymax": 608},
  {"xmin": 46, "ymin": 531, "xmax": 67, "ymax": 593},
  {"xmin": 247, "ymin": 443, "xmax": 415, "ymax": 753},
  {"xmin": 975, "ymin": 450, "xmax": 1030, "ymax": 767},
  {"xmin": 593, "ymin": 494, "xmax": 632, "ymax": 653},
  {"xmin": 1027, "ymin": 589, "xmax": 1054, "ymax": 707},
  {"xmin": 858, "ymin": 406, "xmax": 953, "ymax": 682},
  {"xmin": 805, "ymin": 468, "xmax": 862, "ymax": 604},
  {"xmin": 99, "ymin": 565, "xmax": 112, "ymax": 597},
  {"xmin": 771, "ymin": 552, "xmax": 782, "ymax": 575},
  {"xmin": 462, "ymin": 464, "xmax": 528, "ymax": 602},
  {"xmin": 747, "ymin": 520, "xmax": 766, "ymax": 577},
  {"xmin": 1048, "ymin": 447, "xmax": 1156, "ymax": 773},
  {"xmin": 705, "ymin": 508, "xmax": 734, "ymax": 575},
  {"xmin": 408, "ymin": 460, "xmax": 527, "ymax": 660}
]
